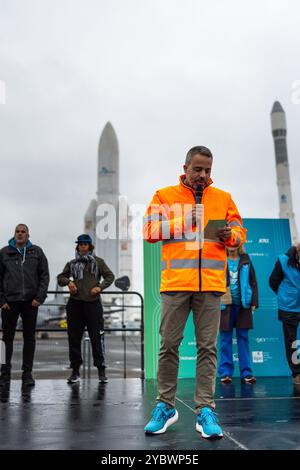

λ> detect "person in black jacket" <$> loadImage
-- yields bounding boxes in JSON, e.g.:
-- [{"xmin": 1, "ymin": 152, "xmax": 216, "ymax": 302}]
[
  {"xmin": 0, "ymin": 224, "xmax": 49, "ymax": 387},
  {"xmin": 57, "ymin": 234, "xmax": 114, "ymax": 384}
]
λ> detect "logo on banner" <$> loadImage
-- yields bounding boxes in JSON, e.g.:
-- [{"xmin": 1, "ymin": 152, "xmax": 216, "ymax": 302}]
[
  {"xmin": 255, "ymin": 337, "xmax": 278, "ymax": 344},
  {"xmin": 252, "ymin": 351, "xmax": 264, "ymax": 363},
  {"xmin": 232, "ymin": 353, "xmax": 239, "ymax": 362},
  {"xmin": 258, "ymin": 239, "xmax": 270, "ymax": 244}
]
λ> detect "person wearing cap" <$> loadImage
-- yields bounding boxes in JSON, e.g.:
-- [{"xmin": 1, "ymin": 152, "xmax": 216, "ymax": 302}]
[{"xmin": 57, "ymin": 234, "xmax": 114, "ymax": 384}]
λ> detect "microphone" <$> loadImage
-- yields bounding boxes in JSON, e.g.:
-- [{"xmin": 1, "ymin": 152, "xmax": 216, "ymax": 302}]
[
  {"xmin": 195, "ymin": 185, "xmax": 204, "ymax": 249},
  {"xmin": 195, "ymin": 185, "xmax": 203, "ymax": 204}
]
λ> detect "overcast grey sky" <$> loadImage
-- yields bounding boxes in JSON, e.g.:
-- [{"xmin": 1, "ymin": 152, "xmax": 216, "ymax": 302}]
[{"xmin": 0, "ymin": 0, "xmax": 299, "ymax": 293}]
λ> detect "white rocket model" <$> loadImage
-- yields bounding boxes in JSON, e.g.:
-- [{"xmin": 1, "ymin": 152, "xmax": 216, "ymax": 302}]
[
  {"xmin": 84, "ymin": 199, "xmax": 97, "ymax": 245},
  {"xmin": 84, "ymin": 122, "xmax": 132, "ymax": 285},
  {"xmin": 271, "ymin": 101, "xmax": 299, "ymax": 245}
]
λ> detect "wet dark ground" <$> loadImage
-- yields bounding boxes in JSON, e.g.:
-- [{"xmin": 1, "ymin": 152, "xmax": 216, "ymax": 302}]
[{"xmin": 0, "ymin": 377, "xmax": 300, "ymax": 450}]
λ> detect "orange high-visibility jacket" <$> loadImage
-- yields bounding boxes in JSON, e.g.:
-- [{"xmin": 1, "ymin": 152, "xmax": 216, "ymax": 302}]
[{"xmin": 144, "ymin": 175, "xmax": 247, "ymax": 293}]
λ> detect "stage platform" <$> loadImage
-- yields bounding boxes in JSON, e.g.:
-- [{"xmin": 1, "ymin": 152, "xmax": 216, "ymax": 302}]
[{"xmin": 0, "ymin": 377, "xmax": 300, "ymax": 450}]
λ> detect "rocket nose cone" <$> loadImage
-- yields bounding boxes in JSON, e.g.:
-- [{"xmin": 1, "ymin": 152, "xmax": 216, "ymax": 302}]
[
  {"xmin": 271, "ymin": 101, "xmax": 284, "ymax": 114},
  {"xmin": 98, "ymin": 122, "xmax": 119, "ymax": 156},
  {"xmin": 271, "ymin": 100, "xmax": 287, "ymax": 131}
]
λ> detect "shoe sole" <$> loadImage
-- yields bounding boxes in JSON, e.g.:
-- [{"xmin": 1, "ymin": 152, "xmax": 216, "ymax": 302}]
[
  {"xmin": 99, "ymin": 379, "xmax": 108, "ymax": 383},
  {"xmin": 145, "ymin": 410, "xmax": 179, "ymax": 435},
  {"xmin": 67, "ymin": 378, "xmax": 80, "ymax": 384},
  {"xmin": 196, "ymin": 423, "xmax": 223, "ymax": 439},
  {"xmin": 220, "ymin": 379, "xmax": 232, "ymax": 384}
]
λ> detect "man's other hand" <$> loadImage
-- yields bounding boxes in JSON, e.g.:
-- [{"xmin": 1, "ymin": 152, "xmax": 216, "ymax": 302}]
[
  {"xmin": 217, "ymin": 225, "xmax": 232, "ymax": 241},
  {"xmin": 90, "ymin": 287, "xmax": 102, "ymax": 296}
]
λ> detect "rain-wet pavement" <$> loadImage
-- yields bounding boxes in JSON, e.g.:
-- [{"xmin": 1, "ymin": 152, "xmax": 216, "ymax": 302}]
[{"xmin": 0, "ymin": 377, "xmax": 300, "ymax": 450}]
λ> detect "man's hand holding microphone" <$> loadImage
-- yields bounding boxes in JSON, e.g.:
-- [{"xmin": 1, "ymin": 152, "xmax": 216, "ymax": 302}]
[{"xmin": 185, "ymin": 184, "xmax": 232, "ymax": 243}]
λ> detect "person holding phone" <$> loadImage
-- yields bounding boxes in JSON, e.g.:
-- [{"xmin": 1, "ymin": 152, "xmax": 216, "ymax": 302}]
[{"xmin": 57, "ymin": 234, "xmax": 114, "ymax": 384}]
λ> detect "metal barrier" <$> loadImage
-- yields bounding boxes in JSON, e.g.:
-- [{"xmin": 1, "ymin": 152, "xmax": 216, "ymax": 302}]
[{"xmin": 0, "ymin": 290, "xmax": 145, "ymax": 380}]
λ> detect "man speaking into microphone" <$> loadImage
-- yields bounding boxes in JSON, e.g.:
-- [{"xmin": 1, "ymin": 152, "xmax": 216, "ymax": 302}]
[{"xmin": 143, "ymin": 146, "xmax": 246, "ymax": 439}]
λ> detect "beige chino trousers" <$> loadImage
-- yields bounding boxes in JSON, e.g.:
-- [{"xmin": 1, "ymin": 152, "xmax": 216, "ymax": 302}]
[{"xmin": 157, "ymin": 291, "xmax": 221, "ymax": 412}]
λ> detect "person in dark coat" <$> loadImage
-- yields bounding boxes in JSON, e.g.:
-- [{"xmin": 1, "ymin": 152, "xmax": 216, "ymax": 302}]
[
  {"xmin": 218, "ymin": 245, "xmax": 258, "ymax": 384},
  {"xmin": 0, "ymin": 224, "xmax": 49, "ymax": 387},
  {"xmin": 269, "ymin": 244, "xmax": 300, "ymax": 385},
  {"xmin": 57, "ymin": 234, "xmax": 114, "ymax": 384}
]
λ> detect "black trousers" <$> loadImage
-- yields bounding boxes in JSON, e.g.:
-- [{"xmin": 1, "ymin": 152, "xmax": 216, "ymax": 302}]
[
  {"xmin": 1, "ymin": 301, "xmax": 38, "ymax": 373},
  {"xmin": 66, "ymin": 298, "xmax": 105, "ymax": 370},
  {"xmin": 281, "ymin": 319, "xmax": 300, "ymax": 377}
]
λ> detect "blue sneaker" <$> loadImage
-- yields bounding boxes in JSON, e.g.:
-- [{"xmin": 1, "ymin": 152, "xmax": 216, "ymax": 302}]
[
  {"xmin": 144, "ymin": 401, "xmax": 178, "ymax": 434},
  {"xmin": 196, "ymin": 407, "xmax": 223, "ymax": 439}
]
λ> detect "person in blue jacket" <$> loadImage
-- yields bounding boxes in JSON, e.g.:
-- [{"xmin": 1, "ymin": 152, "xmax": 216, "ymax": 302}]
[
  {"xmin": 218, "ymin": 245, "xmax": 258, "ymax": 384},
  {"xmin": 269, "ymin": 244, "xmax": 300, "ymax": 385}
]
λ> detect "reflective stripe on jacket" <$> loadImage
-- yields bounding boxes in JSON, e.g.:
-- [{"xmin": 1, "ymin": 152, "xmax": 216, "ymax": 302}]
[{"xmin": 144, "ymin": 175, "xmax": 247, "ymax": 293}]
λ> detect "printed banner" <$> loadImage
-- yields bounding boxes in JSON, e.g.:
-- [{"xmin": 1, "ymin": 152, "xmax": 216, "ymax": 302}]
[{"xmin": 144, "ymin": 219, "xmax": 293, "ymax": 378}]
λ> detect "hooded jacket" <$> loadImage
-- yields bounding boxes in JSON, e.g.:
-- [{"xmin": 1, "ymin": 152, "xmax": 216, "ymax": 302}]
[
  {"xmin": 0, "ymin": 239, "xmax": 49, "ymax": 305},
  {"xmin": 269, "ymin": 254, "xmax": 300, "ymax": 314}
]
